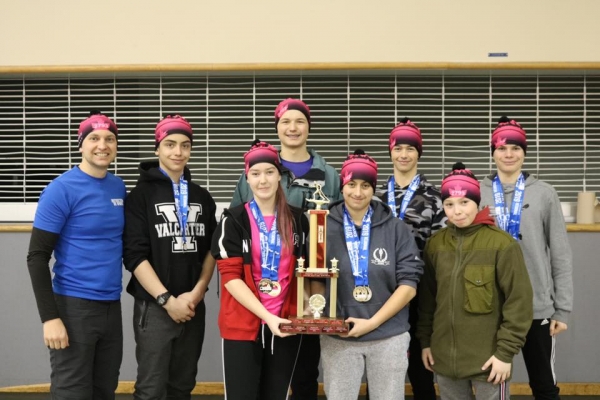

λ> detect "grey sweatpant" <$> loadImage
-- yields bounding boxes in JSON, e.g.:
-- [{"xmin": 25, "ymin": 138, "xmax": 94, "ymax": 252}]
[
  {"xmin": 436, "ymin": 374, "xmax": 510, "ymax": 400},
  {"xmin": 320, "ymin": 332, "xmax": 410, "ymax": 400}
]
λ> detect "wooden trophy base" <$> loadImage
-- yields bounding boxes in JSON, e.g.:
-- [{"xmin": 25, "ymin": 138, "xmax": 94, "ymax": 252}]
[{"xmin": 280, "ymin": 315, "xmax": 350, "ymax": 335}]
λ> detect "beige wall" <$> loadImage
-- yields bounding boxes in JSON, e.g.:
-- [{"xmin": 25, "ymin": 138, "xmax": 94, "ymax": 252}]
[{"xmin": 1, "ymin": 0, "xmax": 599, "ymax": 69}]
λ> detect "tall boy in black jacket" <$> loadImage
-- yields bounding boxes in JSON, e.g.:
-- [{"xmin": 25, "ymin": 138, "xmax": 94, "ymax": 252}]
[{"xmin": 123, "ymin": 115, "xmax": 217, "ymax": 399}]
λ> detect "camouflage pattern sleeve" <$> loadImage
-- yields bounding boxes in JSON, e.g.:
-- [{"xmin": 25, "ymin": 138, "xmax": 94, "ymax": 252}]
[{"xmin": 428, "ymin": 186, "xmax": 447, "ymax": 235}]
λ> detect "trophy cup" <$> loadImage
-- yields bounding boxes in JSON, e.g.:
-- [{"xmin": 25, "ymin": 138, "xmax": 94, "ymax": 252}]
[{"xmin": 280, "ymin": 185, "xmax": 350, "ymax": 334}]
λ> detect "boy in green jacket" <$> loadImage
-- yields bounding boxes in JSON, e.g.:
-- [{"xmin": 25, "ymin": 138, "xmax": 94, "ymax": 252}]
[{"xmin": 417, "ymin": 162, "xmax": 533, "ymax": 400}]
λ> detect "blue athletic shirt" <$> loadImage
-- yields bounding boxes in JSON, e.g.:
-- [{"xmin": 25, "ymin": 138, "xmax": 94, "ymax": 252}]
[{"xmin": 33, "ymin": 166, "xmax": 126, "ymax": 301}]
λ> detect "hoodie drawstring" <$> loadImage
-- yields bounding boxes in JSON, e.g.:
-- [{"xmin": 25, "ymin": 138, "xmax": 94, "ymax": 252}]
[
  {"xmin": 271, "ymin": 331, "xmax": 275, "ymax": 355},
  {"xmin": 260, "ymin": 323, "xmax": 276, "ymax": 355}
]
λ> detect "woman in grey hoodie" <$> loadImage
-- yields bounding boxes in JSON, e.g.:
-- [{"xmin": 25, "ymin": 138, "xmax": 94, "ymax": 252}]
[
  {"xmin": 479, "ymin": 116, "xmax": 573, "ymax": 400},
  {"xmin": 314, "ymin": 150, "xmax": 423, "ymax": 400}
]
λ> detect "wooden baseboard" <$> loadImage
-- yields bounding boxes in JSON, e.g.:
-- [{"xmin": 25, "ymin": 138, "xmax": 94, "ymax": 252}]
[{"xmin": 2, "ymin": 382, "xmax": 600, "ymax": 395}]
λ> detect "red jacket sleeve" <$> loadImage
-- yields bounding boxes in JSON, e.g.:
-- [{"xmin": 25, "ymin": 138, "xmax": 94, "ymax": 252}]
[{"xmin": 217, "ymin": 257, "xmax": 245, "ymax": 285}]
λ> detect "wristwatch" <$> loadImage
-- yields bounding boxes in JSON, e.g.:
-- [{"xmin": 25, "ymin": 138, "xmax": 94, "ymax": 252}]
[{"xmin": 156, "ymin": 292, "xmax": 172, "ymax": 307}]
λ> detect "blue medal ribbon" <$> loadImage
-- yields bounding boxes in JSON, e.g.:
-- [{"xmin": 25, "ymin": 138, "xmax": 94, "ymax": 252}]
[
  {"xmin": 249, "ymin": 200, "xmax": 281, "ymax": 282},
  {"xmin": 387, "ymin": 175, "xmax": 421, "ymax": 220},
  {"xmin": 343, "ymin": 206, "xmax": 373, "ymax": 288},
  {"xmin": 492, "ymin": 173, "xmax": 525, "ymax": 240},
  {"xmin": 160, "ymin": 168, "xmax": 189, "ymax": 248}
]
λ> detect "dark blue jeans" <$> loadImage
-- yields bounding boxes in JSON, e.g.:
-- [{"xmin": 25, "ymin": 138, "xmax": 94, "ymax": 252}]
[{"xmin": 51, "ymin": 294, "xmax": 123, "ymax": 400}]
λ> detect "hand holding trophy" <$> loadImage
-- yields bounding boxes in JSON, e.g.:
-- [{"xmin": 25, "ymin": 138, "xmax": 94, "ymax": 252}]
[{"xmin": 280, "ymin": 184, "xmax": 350, "ymax": 334}]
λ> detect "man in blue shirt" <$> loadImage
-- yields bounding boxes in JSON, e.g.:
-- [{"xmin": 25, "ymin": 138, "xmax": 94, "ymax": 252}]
[{"xmin": 27, "ymin": 111, "xmax": 126, "ymax": 400}]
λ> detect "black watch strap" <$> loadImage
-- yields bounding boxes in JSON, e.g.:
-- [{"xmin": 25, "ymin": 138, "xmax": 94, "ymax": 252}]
[{"xmin": 156, "ymin": 292, "xmax": 171, "ymax": 307}]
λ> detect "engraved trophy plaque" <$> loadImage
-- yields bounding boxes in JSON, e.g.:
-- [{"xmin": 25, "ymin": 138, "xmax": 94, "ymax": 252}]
[{"xmin": 280, "ymin": 184, "xmax": 350, "ymax": 334}]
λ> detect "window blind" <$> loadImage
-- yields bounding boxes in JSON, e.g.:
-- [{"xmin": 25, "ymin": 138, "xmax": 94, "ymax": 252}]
[{"xmin": 0, "ymin": 72, "xmax": 598, "ymax": 214}]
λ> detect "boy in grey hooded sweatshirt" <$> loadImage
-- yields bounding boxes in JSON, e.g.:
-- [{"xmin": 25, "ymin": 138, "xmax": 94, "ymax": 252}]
[{"xmin": 479, "ymin": 116, "xmax": 573, "ymax": 400}]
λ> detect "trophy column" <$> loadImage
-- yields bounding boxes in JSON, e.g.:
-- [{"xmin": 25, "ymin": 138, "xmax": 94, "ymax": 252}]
[{"xmin": 309, "ymin": 209, "xmax": 328, "ymax": 270}]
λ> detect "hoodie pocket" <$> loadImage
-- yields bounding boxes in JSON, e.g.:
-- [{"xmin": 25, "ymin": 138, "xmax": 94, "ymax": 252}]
[{"xmin": 464, "ymin": 265, "xmax": 495, "ymax": 314}]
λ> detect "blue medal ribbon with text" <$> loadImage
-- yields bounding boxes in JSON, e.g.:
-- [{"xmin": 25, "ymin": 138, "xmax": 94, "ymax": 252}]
[
  {"xmin": 160, "ymin": 168, "xmax": 189, "ymax": 248},
  {"xmin": 387, "ymin": 175, "xmax": 420, "ymax": 220},
  {"xmin": 249, "ymin": 199, "xmax": 281, "ymax": 282},
  {"xmin": 343, "ymin": 206, "xmax": 373, "ymax": 288},
  {"xmin": 492, "ymin": 173, "xmax": 525, "ymax": 240}
]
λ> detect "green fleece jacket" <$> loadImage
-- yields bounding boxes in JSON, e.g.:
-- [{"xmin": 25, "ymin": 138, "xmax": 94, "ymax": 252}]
[{"xmin": 416, "ymin": 209, "xmax": 533, "ymax": 381}]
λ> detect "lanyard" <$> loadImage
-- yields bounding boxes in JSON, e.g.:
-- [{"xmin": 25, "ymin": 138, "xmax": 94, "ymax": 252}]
[
  {"xmin": 492, "ymin": 173, "xmax": 525, "ymax": 240},
  {"xmin": 343, "ymin": 206, "xmax": 373, "ymax": 287},
  {"xmin": 387, "ymin": 175, "xmax": 421, "ymax": 220},
  {"xmin": 160, "ymin": 168, "xmax": 189, "ymax": 247},
  {"xmin": 249, "ymin": 200, "xmax": 281, "ymax": 282}
]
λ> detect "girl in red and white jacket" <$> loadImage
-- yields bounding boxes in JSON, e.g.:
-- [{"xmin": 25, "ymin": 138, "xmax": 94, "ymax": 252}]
[{"xmin": 211, "ymin": 140, "xmax": 309, "ymax": 400}]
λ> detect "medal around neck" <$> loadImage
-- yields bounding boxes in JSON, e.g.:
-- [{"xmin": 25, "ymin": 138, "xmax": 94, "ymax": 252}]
[
  {"xmin": 258, "ymin": 279, "xmax": 282, "ymax": 297},
  {"xmin": 353, "ymin": 286, "xmax": 372, "ymax": 303},
  {"xmin": 280, "ymin": 184, "xmax": 350, "ymax": 335},
  {"xmin": 269, "ymin": 281, "xmax": 281, "ymax": 297},
  {"xmin": 258, "ymin": 278, "xmax": 273, "ymax": 294}
]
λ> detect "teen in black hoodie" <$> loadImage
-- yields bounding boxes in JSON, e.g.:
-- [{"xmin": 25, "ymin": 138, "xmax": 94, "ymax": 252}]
[{"xmin": 123, "ymin": 115, "xmax": 217, "ymax": 399}]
